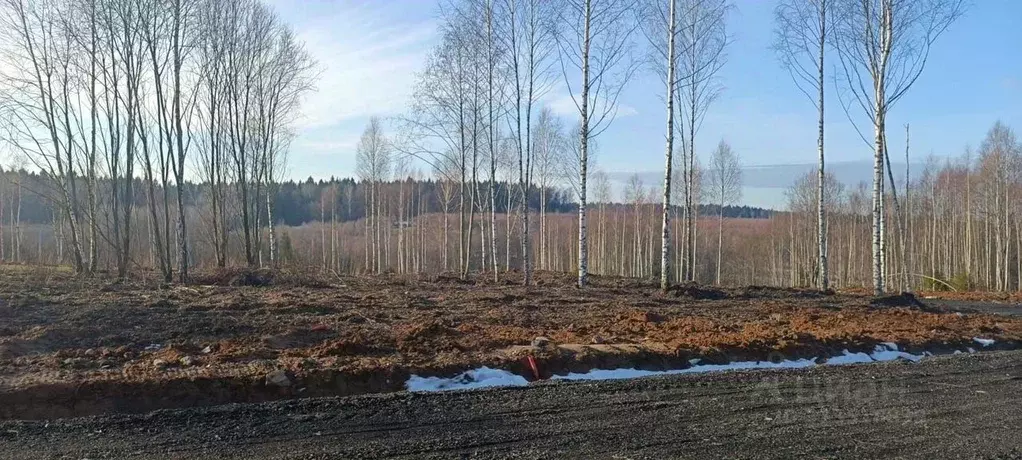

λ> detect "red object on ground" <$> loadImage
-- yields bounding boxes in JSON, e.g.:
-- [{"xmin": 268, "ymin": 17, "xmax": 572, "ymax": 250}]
[{"xmin": 525, "ymin": 355, "xmax": 541, "ymax": 380}]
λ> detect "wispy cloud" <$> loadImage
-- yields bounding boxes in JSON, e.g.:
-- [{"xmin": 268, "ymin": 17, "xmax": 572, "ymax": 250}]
[
  {"xmin": 542, "ymin": 89, "xmax": 639, "ymax": 121},
  {"xmin": 298, "ymin": 138, "xmax": 360, "ymax": 153},
  {"xmin": 270, "ymin": 1, "xmax": 437, "ymax": 132}
]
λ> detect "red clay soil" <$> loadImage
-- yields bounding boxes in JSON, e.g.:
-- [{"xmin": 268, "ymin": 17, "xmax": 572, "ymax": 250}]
[{"xmin": 1, "ymin": 268, "xmax": 1021, "ymax": 420}]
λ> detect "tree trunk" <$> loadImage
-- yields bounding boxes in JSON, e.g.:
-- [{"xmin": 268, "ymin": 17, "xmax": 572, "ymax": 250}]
[
  {"xmin": 266, "ymin": 186, "xmax": 277, "ymax": 267},
  {"xmin": 717, "ymin": 200, "xmax": 724, "ymax": 284},
  {"xmin": 816, "ymin": 5, "xmax": 827, "ymax": 290},
  {"xmin": 577, "ymin": 0, "xmax": 591, "ymax": 288},
  {"xmin": 872, "ymin": 107, "xmax": 885, "ymax": 295},
  {"xmin": 659, "ymin": 0, "xmax": 677, "ymax": 291}
]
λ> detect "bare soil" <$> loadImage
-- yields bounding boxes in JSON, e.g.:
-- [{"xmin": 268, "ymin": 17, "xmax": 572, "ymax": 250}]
[
  {"xmin": 2, "ymin": 268, "xmax": 1021, "ymax": 420},
  {"xmin": 4, "ymin": 351, "xmax": 1022, "ymax": 459}
]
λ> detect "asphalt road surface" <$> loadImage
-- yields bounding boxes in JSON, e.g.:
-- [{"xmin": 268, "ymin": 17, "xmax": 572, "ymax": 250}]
[{"xmin": 3, "ymin": 350, "xmax": 1022, "ymax": 459}]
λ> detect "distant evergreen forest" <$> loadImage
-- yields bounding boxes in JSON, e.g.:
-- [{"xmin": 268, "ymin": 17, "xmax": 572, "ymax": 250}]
[{"xmin": 0, "ymin": 170, "xmax": 772, "ymax": 227}]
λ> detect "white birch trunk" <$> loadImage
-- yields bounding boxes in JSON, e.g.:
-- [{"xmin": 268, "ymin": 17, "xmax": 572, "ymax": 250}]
[
  {"xmin": 659, "ymin": 0, "xmax": 677, "ymax": 290},
  {"xmin": 576, "ymin": 0, "xmax": 591, "ymax": 288},
  {"xmin": 816, "ymin": 3, "xmax": 828, "ymax": 290}
]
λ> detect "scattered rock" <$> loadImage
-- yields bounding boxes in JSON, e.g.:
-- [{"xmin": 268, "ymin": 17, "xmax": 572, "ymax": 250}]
[
  {"xmin": 265, "ymin": 369, "xmax": 292, "ymax": 388},
  {"xmin": 62, "ymin": 358, "xmax": 75, "ymax": 366},
  {"xmin": 152, "ymin": 359, "xmax": 168, "ymax": 368},
  {"xmin": 531, "ymin": 336, "xmax": 552, "ymax": 348},
  {"xmin": 591, "ymin": 335, "xmax": 605, "ymax": 345},
  {"xmin": 84, "ymin": 348, "xmax": 97, "ymax": 357},
  {"xmin": 179, "ymin": 356, "xmax": 197, "ymax": 367},
  {"xmin": 201, "ymin": 346, "xmax": 213, "ymax": 355}
]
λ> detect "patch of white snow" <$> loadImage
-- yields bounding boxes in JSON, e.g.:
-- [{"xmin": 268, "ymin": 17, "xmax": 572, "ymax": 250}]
[
  {"xmin": 551, "ymin": 358, "xmax": 818, "ymax": 381},
  {"xmin": 825, "ymin": 351, "xmax": 873, "ymax": 365},
  {"xmin": 403, "ymin": 343, "xmax": 967, "ymax": 392},
  {"xmin": 973, "ymin": 337, "xmax": 995, "ymax": 347},
  {"xmin": 406, "ymin": 367, "xmax": 528, "ymax": 392},
  {"xmin": 825, "ymin": 348, "xmax": 923, "ymax": 365}
]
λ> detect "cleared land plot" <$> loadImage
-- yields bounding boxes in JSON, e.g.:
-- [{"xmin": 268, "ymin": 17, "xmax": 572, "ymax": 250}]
[
  {"xmin": 2, "ymin": 351, "xmax": 1021, "ymax": 459},
  {"xmin": 1, "ymin": 268, "xmax": 1020, "ymax": 419}
]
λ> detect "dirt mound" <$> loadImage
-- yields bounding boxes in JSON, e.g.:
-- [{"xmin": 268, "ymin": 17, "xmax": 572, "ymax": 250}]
[
  {"xmin": 431, "ymin": 273, "xmax": 476, "ymax": 285},
  {"xmin": 666, "ymin": 283, "xmax": 726, "ymax": 300},
  {"xmin": 0, "ymin": 338, "xmax": 32, "ymax": 359},
  {"xmin": 871, "ymin": 292, "xmax": 927, "ymax": 309},
  {"xmin": 230, "ymin": 269, "xmax": 275, "ymax": 287},
  {"xmin": 395, "ymin": 320, "xmax": 464, "ymax": 353},
  {"xmin": 189, "ymin": 268, "xmax": 333, "ymax": 288},
  {"xmin": 737, "ymin": 286, "xmax": 834, "ymax": 299},
  {"xmin": 618, "ymin": 310, "xmax": 667, "ymax": 324},
  {"xmin": 309, "ymin": 337, "xmax": 383, "ymax": 357},
  {"xmin": 262, "ymin": 328, "xmax": 337, "ymax": 350}
]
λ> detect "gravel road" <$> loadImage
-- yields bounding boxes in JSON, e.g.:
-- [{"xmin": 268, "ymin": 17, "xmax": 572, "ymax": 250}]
[{"xmin": 3, "ymin": 350, "xmax": 1022, "ymax": 459}]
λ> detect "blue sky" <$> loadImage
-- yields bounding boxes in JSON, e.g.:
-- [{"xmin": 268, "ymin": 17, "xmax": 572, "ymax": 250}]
[{"xmin": 270, "ymin": 0, "xmax": 1022, "ymax": 207}]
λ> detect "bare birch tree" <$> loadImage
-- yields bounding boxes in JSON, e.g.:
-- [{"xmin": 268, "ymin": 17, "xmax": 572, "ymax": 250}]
[
  {"xmin": 832, "ymin": 0, "xmax": 964, "ymax": 294},
  {"xmin": 774, "ymin": 0, "xmax": 830, "ymax": 289},
  {"xmin": 0, "ymin": 0, "xmax": 88, "ymax": 273},
  {"xmin": 399, "ymin": 25, "xmax": 472, "ymax": 277},
  {"xmin": 639, "ymin": 0, "xmax": 682, "ymax": 290},
  {"xmin": 708, "ymin": 139, "xmax": 740, "ymax": 284},
  {"xmin": 532, "ymin": 106, "xmax": 564, "ymax": 271},
  {"xmin": 676, "ymin": 0, "xmax": 728, "ymax": 282},
  {"xmin": 499, "ymin": 0, "xmax": 557, "ymax": 285},
  {"xmin": 556, "ymin": 0, "xmax": 637, "ymax": 287},
  {"xmin": 355, "ymin": 116, "xmax": 391, "ymax": 274}
]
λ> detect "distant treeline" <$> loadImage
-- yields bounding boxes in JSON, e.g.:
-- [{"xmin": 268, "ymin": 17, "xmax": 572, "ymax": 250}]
[{"xmin": 0, "ymin": 170, "xmax": 771, "ymax": 227}]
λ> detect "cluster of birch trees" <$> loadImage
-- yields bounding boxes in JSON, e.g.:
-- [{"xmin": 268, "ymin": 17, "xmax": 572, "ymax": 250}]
[
  {"xmin": 774, "ymin": 0, "xmax": 964, "ymax": 294},
  {"xmin": 386, "ymin": 0, "xmax": 732, "ymax": 288},
  {"xmin": 777, "ymin": 121, "xmax": 1022, "ymax": 292},
  {"xmin": 386, "ymin": 0, "xmax": 965, "ymax": 294},
  {"xmin": 0, "ymin": 0, "xmax": 314, "ymax": 280},
  {"xmin": 0, "ymin": 0, "xmax": 987, "ymax": 297}
]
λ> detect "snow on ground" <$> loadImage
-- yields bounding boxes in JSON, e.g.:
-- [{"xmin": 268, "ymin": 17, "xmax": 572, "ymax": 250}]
[
  {"xmin": 825, "ymin": 345, "xmax": 923, "ymax": 365},
  {"xmin": 549, "ymin": 358, "xmax": 819, "ymax": 381},
  {"xmin": 407, "ymin": 367, "xmax": 528, "ymax": 392},
  {"xmin": 974, "ymin": 337, "xmax": 996, "ymax": 347},
  {"xmin": 406, "ymin": 344, "xmax": 972, "ymax": 392}
]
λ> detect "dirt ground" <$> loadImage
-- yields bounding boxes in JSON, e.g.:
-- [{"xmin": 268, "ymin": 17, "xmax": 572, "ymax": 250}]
[
  {"xmin": 1, "ymin": 267, "xmax": 1021, "ymax": 420},
  {"xmin": 5, "ymin": 350, "xmax": 1022, "ymax": 459}
]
